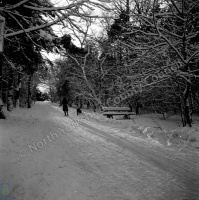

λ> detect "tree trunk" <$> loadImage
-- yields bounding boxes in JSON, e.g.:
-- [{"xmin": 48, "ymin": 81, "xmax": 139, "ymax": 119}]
[
  {"xmin": 27, "ymin": 75, "xmax": 32, "ymax": 108},
  {"xmin": 0, "ymin": 54, "xmax": 5, "ymax": 119},
  {"xmin": 87, "ymin": 101, "xmax": 90, "ymax": 109},
  {"xmin": 80, "ymin": 99, "xmax": 83, "ymax": 108},
  {"xmin": 179, "ymin": 101, "xmax": 185, "ymax": 126},
  {"xmin": 183, "ymin": 83, "xmax": 192, "ymax": 127},
  {"xmin": 181, "ymin": 0, "xmax": 192, "ymax": 127},
  {"xmin": 15, "ymin": 72, "xmax": 21, "ymax": 108},
  {"xmin": 49, "ymin": 87, "xmax": 54, "ymax": 103},
  {"xmin": 0, "ymin": 54, "xmax": 2, "ymax": 102},
  {"xmin": 7, "ymin": 69, "xmax": 14, "ymax": 112}
]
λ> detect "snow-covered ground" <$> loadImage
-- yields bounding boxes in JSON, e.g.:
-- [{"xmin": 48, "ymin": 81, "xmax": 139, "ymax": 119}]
[
  {"xmin": 93, "ymin": 110, "xmax": 199, "ymax": 151},
  {"xmin": 0, "ymin": 102, "xmax": 199, "ymax": 200}
]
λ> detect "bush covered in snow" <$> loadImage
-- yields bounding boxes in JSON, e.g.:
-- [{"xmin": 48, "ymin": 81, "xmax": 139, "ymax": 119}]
[{"xmin": 140, "ymin": 126, "xmax": 199, "ymax": 149}]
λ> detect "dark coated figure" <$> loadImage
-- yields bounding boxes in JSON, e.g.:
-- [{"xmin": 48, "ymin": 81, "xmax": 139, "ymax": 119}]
[{"xmin": 60, "ymin": 97, "xmax": 69, "ymax": 116}]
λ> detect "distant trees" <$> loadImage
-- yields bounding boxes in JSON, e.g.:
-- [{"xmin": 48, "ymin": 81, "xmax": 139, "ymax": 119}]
[
  {"xmin": 0, "ymin": 0, "xmax": 110, "ymax": 118},
  {"xmin": 3, "ymin": 0, "xmax": 197, "ymax": 128},
  {"xmin": 96, "ymin": 0, "xmax": 199, "ymax": 127},
  {"xmin": 0, "ymin": 0, "xmax": 56, "ymax": 113},
  {"xmin": 47, "ymin": 0, "xmax": 198, "ymax": 127},
  {"xmin": 59, "ymin": 0, "xmax": 198, "ymax": 127},
  {"xmin": 128, "ymin": 0, "xmax": 199, "ymax": 127},
  {"xmin": 54, "ymin": 39, "xmax": 104, "ymax": 107}
]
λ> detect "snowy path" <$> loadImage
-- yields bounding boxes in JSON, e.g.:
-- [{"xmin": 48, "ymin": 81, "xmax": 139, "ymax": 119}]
[{"xmin": 0, "ymin": 102, "xmax": 199, "ymax": 200}]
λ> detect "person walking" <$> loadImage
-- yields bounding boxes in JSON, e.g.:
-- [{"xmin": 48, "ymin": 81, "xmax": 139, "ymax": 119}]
[{"xmin": 60, "ymin": 97, "xmax": 69, "ymax": 116}]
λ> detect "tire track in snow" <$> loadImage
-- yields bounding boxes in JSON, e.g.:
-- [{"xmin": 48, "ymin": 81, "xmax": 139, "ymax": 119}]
[
  {"xmin": 76, "ymin": 120, "xmax": 199, "ymax": 199},
  {"xmin": 49, "ymin": 103, "xmax": 199, "ymax": 199}
]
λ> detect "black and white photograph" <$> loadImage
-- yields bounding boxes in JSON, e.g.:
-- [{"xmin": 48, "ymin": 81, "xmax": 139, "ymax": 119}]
[{"xmin": 0, "ymin": 0, "xmax": 199, "ymax": 199}]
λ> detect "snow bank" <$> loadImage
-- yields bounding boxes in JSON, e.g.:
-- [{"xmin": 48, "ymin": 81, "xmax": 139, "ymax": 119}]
[
  {"xmin": 95, "ymin": 112, "xmax": 199, "ymax": 150},
  {"xmin": 137, "ymin": 126, "xmax": 199, "ymax": 149}
]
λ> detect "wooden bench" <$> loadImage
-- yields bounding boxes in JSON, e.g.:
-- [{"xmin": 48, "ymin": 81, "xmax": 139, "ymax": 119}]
[{"xmin": 102, "ymin": 107, "xmax": 135, "ymax": 119}]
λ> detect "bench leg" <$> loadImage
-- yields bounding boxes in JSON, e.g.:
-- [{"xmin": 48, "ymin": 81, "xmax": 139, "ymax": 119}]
[
  {"xmin": 123, "ymin": 114, "xmax": 130, "ymax": 119},
  {"xmin": 107, "ymin": 115, "xmax": 113, "ymax": 119}
]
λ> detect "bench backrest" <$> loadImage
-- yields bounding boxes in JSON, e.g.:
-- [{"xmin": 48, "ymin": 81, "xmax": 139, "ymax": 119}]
[{"xmin": 102, "ymin": 107, "xmax": 131, "ymax": 111}]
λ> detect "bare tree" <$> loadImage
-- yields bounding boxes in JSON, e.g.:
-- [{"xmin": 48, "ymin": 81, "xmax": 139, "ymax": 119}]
[
  {"xmin": 0, "ymin": 0, "xmax": 111, "ymax": 117},
  {"xmin": 111, "ymin": 0, "xmax": 199, "ymax": 127}
]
